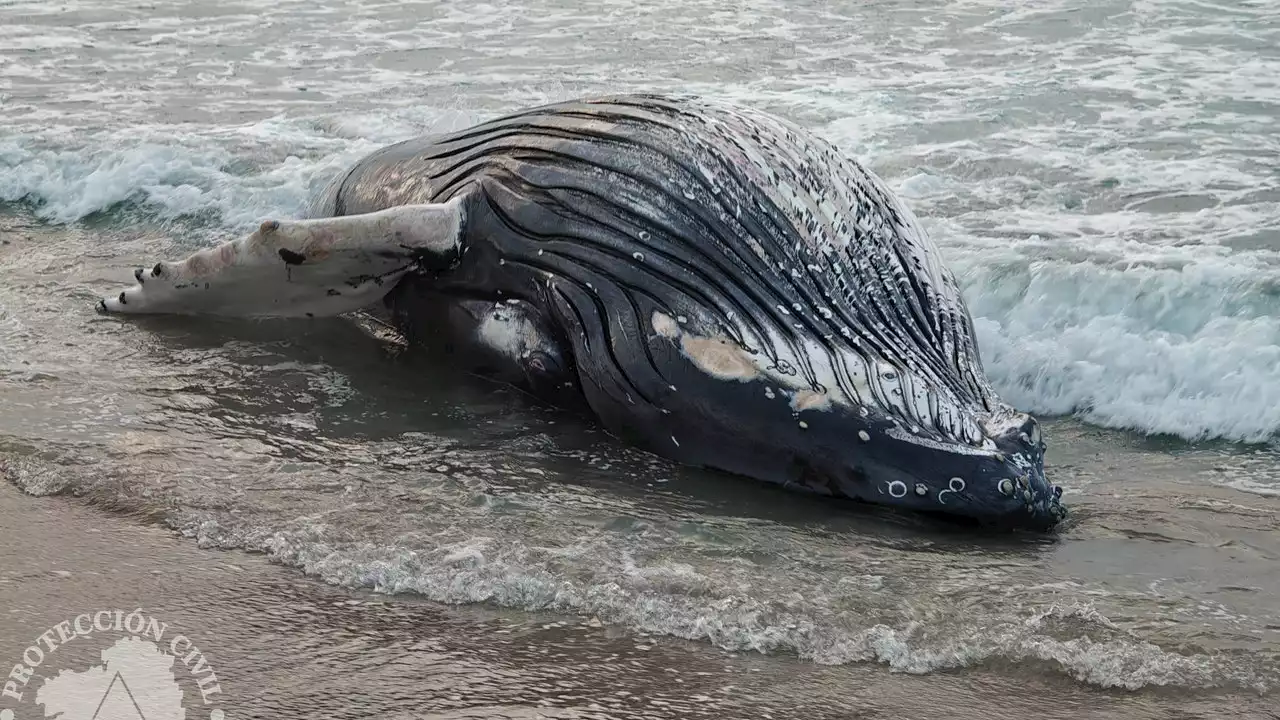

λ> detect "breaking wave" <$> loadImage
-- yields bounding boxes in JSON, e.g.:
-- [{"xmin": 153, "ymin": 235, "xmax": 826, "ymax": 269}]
[{"xmin": 3, "ymin": 117, "xmax": 1277, "ymax": 442}]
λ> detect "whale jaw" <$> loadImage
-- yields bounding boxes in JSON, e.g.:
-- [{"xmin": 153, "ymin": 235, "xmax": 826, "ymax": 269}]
[{"xmin": 801, "ymin": 405, "xmax": 1067, "ymax": 532}]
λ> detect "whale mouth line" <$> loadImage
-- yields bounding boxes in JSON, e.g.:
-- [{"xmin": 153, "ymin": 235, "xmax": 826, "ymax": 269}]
[{"xmin": 909, "ymin": 492, "xmax": 1067, "ymax": 532}]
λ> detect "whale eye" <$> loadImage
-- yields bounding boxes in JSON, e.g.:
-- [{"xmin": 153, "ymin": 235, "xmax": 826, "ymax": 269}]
[{"xmin": 998, "ymin": 478, "xmax": 1015, "ymax": 496}]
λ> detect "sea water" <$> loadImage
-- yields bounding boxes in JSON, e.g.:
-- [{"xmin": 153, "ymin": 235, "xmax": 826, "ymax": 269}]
[{"xmin": 2, "ymin": 0, "xmax": 1278, "ymax": 716}]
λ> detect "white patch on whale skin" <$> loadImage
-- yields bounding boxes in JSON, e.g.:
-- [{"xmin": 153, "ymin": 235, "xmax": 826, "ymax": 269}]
[
  {"xmin": 884, "ymin": 425, "xmax": 1001, "ymax": 458},
  {"xmin": 99, "ymin": 199, "xmax": 465, "ymax": 318},
  {"xmin": 980, "ymin": 406, "xmax": 1034, "ymax": 440},
  {"xmin": 679, "ymin": 334, "xmax": 760, "ymax": 381},
  {"xmin": 653, "ymin": 309, "xmax": 895, "ymax": 423},
  {"xmin": 476, "ymin": 305, "xmax": 548, "ymax": 361},
  {"xmin": 651, "ymin": 311, "xmax": 680, "ymax": 339},
  {"xmin": 766, "ymin": 331, "xmax": 998, "ymax": 455},
  {"xmin": 790, "ymin": 389, "xmax": 831, "ymax": 412},
  {"xmin": 652, "ymin": 310, "xmax": 759, "ymax": 382}
]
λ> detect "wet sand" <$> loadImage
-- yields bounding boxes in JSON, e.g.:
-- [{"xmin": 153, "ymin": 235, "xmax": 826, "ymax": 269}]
[{"xmin": 2, "ymin": 481, "xmax": 1276, "ymax": 720}]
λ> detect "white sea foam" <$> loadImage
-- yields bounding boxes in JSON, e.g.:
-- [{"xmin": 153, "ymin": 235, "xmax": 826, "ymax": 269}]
[
  {"xmin": 1210, "ymin": 460, "xmax": 1280, "ymax": 498},
  {"xmin": 955, "ymin": 240, "xmax": 1280, "ymax": 442},
  {"xmin": 1, "ymin": 0, "xmax": 1276, "ymax": 441},
  {"xmin": 2, "ymin": 0, "xmax": 1274, "ymax": 445},
  {"xmin": 0, "ymin": 123, "xmax": 379, "ymax": 230},
  {"xmin": 3, "ymin": 117, "xmax": 1277, "ymax": 442},
  {"xmin": 1221, "ymin": 479, "xmax": 1280, "ymax": 499},
  {"xmin": 168, "ymin": 515, "xmax": 1274, "ymax": 693},
  {"xmin": 7, "ymin": 429, "xmax": 1276, "ymax": 693}
]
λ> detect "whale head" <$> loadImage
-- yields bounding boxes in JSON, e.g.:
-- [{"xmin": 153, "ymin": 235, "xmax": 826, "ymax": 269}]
[
  {"xmin": 952, "ymin": 411, "xmax": 1067, "ymax": 531},
  {"xmin": 979, "ymin": 412, "xmax": 1067, "ymax": 530},
  {"xmin": 821, "ymin": 405, "xmax": 1067, "ymax": 532}
]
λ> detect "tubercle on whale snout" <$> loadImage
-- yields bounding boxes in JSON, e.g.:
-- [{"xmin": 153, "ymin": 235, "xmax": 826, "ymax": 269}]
[{"xmin": 824, "ymin": 417, "xmax": 1067, "ymax": 532}]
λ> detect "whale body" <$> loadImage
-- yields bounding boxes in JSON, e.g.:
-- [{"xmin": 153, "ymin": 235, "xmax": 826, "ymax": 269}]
[{"xmin": 99, "ymin": 94, "xmax": 1067, "ymax": 530}]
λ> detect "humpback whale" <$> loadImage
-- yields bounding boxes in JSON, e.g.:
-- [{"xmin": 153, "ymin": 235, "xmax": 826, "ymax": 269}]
[{"xmin": 98, "ymin": 94, "xmax": 1067, "ymax": 530}]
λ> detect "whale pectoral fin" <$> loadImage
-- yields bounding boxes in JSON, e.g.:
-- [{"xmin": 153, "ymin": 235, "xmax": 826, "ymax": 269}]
[{"xmin": 97, "ymin": 199, "xmax": 466, "ymax": 318}]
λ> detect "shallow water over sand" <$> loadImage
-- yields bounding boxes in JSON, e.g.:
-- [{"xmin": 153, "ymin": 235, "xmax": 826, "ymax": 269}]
[{"xmin": 3, "ymin": 443, "xmax": 1277, "ymax": 719}]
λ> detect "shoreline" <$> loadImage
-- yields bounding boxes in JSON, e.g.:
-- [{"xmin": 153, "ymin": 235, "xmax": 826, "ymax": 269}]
[{"xmin": 2, "ymin": 481, "xmax": 1275, "ymax": 720}]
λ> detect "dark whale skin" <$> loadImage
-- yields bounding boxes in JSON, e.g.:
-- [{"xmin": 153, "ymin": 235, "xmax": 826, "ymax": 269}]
[{"xmin": 309, "ymin": 94, "xmax": 1066, "ymax": 531}]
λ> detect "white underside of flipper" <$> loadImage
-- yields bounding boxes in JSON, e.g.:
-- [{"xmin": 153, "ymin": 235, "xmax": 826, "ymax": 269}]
[{"xmin": 98, "ymin": 198, "xmax": 465, "ymax": 318}]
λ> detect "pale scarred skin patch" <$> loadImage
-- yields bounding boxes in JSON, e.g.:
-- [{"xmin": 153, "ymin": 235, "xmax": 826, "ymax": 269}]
[
  {"xmin": 216, "ymin": 241, "xmax": 239, "ymax": 267},
  {"xmin": 790, "ymin": 388, "xmax": 831, "ymax": 412},
  {"xmin": 183, "ymin": 254, "xmax": 211, "ymax": 278},
  {"xmin": 651, "ymin": 310, "xmax": 759, "ymax": 381},
  {"xmin": 300, "ymin": 230, "xmax": 336, "ymax": 262},
  {"xmin": 679, "ymin": 334, "xmax": 760, "ymax": 381},
  {"xmin": 651, "ymin": 310, "xmax": 680, "ymax": 339}
]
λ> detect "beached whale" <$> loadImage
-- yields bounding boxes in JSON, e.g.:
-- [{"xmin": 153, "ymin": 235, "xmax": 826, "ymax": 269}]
[{"xmin": 97, "ymin": 94, "xmax": 1067, "ymax": 530}]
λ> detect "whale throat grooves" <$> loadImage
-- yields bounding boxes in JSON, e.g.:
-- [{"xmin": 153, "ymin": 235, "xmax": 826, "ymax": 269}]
[{"xmin": 348, "ymin": 96, "xmax": 1000, "ymax": 447}]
